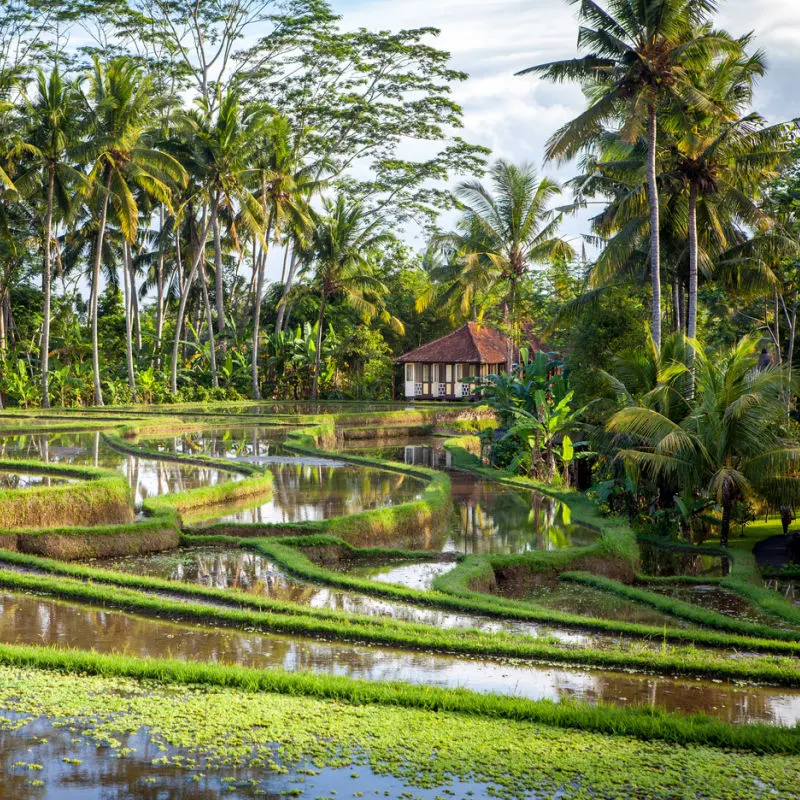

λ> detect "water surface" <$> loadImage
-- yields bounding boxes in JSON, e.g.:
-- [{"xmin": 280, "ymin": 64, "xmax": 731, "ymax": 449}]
[{"xmin": 0, "ymin": 591, "xmax": 797, "ymax": 725}]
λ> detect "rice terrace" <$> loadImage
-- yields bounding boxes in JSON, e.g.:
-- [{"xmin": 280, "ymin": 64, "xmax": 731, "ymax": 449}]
[{"xmin": 2, "ymin": 0, "xmax": 800, "ymax": 797}]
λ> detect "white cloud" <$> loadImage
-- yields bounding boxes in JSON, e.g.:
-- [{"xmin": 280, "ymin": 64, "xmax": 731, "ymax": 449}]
[{"xmin": 327, "ymin": 0, "xmax": 800, "ymax": 256}]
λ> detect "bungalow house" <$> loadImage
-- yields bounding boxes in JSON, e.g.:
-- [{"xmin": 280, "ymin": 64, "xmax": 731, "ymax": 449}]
[{"xmin": 395, "ymin": 322, "xmax": 511, "ymax": 399}]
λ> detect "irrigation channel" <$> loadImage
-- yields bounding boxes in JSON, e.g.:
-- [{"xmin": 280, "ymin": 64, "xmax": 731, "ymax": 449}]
[{"xmin": 1, "ymin": 419, "xmax": 800, "ymax": 797}]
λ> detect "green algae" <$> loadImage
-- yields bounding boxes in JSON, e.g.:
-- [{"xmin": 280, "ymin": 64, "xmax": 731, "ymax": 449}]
[{"xmin": 0, "ymin": 664, "xmax": 799, "ymax": 800}]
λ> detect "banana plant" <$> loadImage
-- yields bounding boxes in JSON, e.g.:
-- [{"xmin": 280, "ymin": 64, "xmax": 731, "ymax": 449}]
[{"xmin": 505, "ymin": 389, "xmax": 586, "ymax": 484}]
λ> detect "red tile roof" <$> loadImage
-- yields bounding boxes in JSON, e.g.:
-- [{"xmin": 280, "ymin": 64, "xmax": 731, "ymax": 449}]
[{"xmin": 395, "ymin": 322, "xmax": 511, "ymax": 364}]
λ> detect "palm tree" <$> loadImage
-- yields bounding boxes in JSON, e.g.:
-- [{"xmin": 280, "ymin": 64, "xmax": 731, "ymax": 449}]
[
  {"xmin": 663, "ymin": 45, "xmax": 788, "ymax": 344},
  {"xmin": 169, "ymin": 89, "xmax": 263, "ymax": 394},
  {"xmin": 607, "ymin": 336, "xmax": 800, "ymax": 547},
  {"xmin": 251, "ymin": 116, "xmax": 316, "ymax": 399},
  {"xmin": 14, "ymin": 67, "xmax": 82, "ymax": 407},
  {"xmin": 307, "ymin": 195, "xmax": 403, "ymax": 399},
  {"xmin": 450, "ymin": 160, "xmax": 573, "ymax": 369},
  {"xmin": 520, "ymin": 0, "xmax": 735, "ymax": 351},
  {"xmin": 78, "ymin": 56, "xmax": 185, "ymax": 405}
]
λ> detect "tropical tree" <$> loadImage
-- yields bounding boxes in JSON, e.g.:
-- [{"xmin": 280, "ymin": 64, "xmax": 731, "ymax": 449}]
[
  {"xmin": 307, "ymin": 195, "xmax": 404, "ymax": 399},
  {"xmin": 13, "ymin": 67, "xmax": 82, "ymax": 406},
  {"xmin": 78, "ymin": 56, "xmax": 185, "ymax": 405},
  {"xmin": 169, "ymin": 88, "xmax": 262, "ymax": 394},
  {"xmin": 607, "ymin": 336, "xmax": 800, "ymax": 546},
  {"xmin": 251, "ymin": 115, "xmax": 317, "ymax": 399},
  {"xmin": 448, "ymin": 160, "xmax": 573, "ymax": 369},
  {"xmin": 521, "ymin": 0, "xmax": 735, "ymax": 350},
  {"xmin": 663, "ymin": 44, "xmax": 789, "ymax": 344}
]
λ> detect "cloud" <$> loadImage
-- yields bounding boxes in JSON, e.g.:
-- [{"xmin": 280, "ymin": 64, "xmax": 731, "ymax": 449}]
[{"xmin": 326, "ymin": 0, "xmax": 800, "ymax": 258}]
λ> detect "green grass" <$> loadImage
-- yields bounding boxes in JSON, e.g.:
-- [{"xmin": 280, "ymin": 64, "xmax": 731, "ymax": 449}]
[{"xmin": 0, "ymin": 459, "xmax": 133, "ymax": 530}]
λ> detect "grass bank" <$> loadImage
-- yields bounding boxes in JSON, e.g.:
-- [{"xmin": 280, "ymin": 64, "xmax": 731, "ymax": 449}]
[{"xmin": 0, "ymin": 459, "xmax": 133, "ymax": 530}]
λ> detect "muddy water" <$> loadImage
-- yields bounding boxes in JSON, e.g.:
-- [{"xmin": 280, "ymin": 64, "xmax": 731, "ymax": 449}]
[
  {"xmin": 639, "ymin": 541, "xmax": 729, "ymax": 577},
  {"xmin": 93, "ymin": 548, "xmax": 591, "ymax": 644},
  {"xmin": 522, "ymin": 582, "xmax": 690, "ymax": 628},
  {"xmin": 0, "ymin": 431, "xmax": 244, "ymax": 504},
  {"xmin": 0, "ymin": 591, "xmax": 798, "ymax": 725},
  {"xmin": 644, "ymin": 582, "xmax": 800, "ymax": 631}
]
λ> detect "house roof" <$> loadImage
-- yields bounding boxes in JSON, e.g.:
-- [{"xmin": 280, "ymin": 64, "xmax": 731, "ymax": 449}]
[{"xmin": 395, "ymin": 322, "xmax": 510, "ymax": 364}]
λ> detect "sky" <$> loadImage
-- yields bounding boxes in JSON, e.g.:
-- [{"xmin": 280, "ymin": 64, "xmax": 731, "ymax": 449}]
[{"xmin": 327, "ymin": 0, "xmax": 800, "ymax": 256}]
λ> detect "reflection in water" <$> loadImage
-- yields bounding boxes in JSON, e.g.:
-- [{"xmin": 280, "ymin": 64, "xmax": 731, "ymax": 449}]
[
  {"xmin": 640, "ymin": 541, "xmax": 729, "ymax": 577},
  {"xmin": 346, "ymin": 560, "xmax": 458, "ymax": 591},
  {"xmin": 764, "ymin": 577, "xmax": 800, "ymax": 606},
  {"xmin": 97, "ymin": 548, "xmax": 592, "ymax": 643},
  {"xmin": 0, "ymin": 471, "xmax": 73, "ymax": 488},
  {"xmin": 0, "ymin": 592, "xmax": 798, "ymax": 724},
  {"xmin": 0, "ymin": 431, "xmax": 244, "ymax": 504},
  {"xmin": 143, "ymin": 427, "xmax": 292, "ymax": 460},
  {"xmin": 444, "ymin": 472, "xmax": 597, "ymax": 554},
  {"xmin": 197, "ymin": 463, "xmax": 424, "ymax": 525}
]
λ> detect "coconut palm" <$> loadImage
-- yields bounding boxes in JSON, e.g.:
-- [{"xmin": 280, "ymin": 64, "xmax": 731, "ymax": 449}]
[
  {"xmin": 307, "ymin": 195, "xmax": 403, "ymax": 399},
  {"xmin": 663, "ymin": 44, "xmax": 789, "ymax": 344},
  {"xmin": 520, "ymin": 0, "xmax": 736, "ymax": 351},
  {"xmin": 449, "ymin": 160, "xmax": 573, "ymax": 369},
  {"xmin": 169, "ymin": 89, "xmax": 263, "ymax": 394},
  {"xmin": 250, "ymin": 116, "xmax": 318, "ymax": 399},
  {"xmin": 607, "ymin": 336, "xmax": 800, "ymax": 546},
  {"xmin": 78, "ymin": 56, "xmax": 186, "ymax": 405},
  {"xmin": 13, "ymin": 67, "xmax": 83, "ymax": 406}
]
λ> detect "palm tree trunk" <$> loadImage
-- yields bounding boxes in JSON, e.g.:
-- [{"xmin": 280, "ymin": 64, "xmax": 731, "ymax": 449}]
[
  {"xmin": 41, "ymin": 162, "xmax": 54, "ymax": 408},
  {"xmin": 155, "ymin": 207, "xmax": 166, "ymax": 367},
  {"xmin": 687, "ymin": 182, "xmax": 698, "ymax": 341},
  {"xmin": 251, "ymin": 248, "xmax": 266, "ymax": 400},
  {"xmin": 647, "ymin": 104, "xmax": 662, "ymax": 351},
  {"xmin": 170, "ymin": 210, "xmax": 214, "ymax": 394},
  {"xmin": 199, "ymin": 258, "xmax": 219, "ymax": 389},
  {"xmin": 787, "ymin": 290, "xmax": 797, "ymax": 415},
  {"xmin": 211, "ymin": 200, "xmax": 225, "ymax": 335},
  {"xmin": 90, "ymin": 166, "xmax": 113, "ymax": 406},
  {"xmin": 122, "ymin": 241, "xmax": 137, "ymax": 401},
  {"xmin": 252, "ymin": 221, "xmax": 273, "ymax": 401},
  {"xmin": 775, "ymin": 293, "xmax": 782, "ymax": 363},
  {"xmin": 502, "ymin": 297, "xmax": 512, "ymax": 373},
  {"xmin": 720, "ymin": 478, "xmax": 734, "ymax": 549},
  {"xmin": 130, "ymin": 256, "xmax": 142, "ymax": 354},
  {"xmin": 275, "ymin": 249, "xmax": 298, "ymax": 334},
  {"xmin": 311, "ymin": 292, "xmax": 327, "ymax": 400},
  {"xmin": 672, "ymin": 277, "xmax": 680, "ymax": 333}
]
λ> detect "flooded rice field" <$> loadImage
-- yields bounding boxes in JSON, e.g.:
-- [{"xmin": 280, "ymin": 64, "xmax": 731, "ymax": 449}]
[
  {"xmin": 639, "ymin": 540, "xmax": 730, "ymax": 577},
  {"xmin": 0, "ymin": 713, "xmax": 494, "ymax": 800},
  {"xmin": 644, "ymin": 582, "xmax": 800, "ymax": 630},
  {"xmin": 91, "ymin": 548, "xmax": 589, "ymax": 643},
  {"xmin": 0, "ymin": 431, "xmax": 245, "ymax": 504},
  {"xmin": 0, "ymin": 591, "xmax": 798, "ymax": 725},
  {"xmin": 194, "ymin": 463, "xmax": 425, "ymax": 524},
  {"xmin": 520, "ymin": 581, "xmax": 692, "ymax": 628}
]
